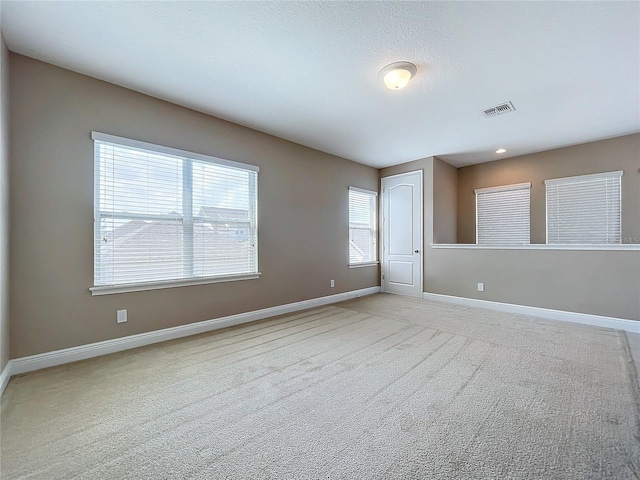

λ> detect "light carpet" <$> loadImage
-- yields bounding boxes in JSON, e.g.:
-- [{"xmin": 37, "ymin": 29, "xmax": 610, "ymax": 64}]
[{"xmin": 1, "ymin": 293, "xmax": 639, "ymax": 479}]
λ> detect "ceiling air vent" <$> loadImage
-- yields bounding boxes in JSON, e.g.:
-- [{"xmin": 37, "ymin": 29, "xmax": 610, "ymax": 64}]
[{"xmin": 483, "ymin": 101, "xmax": 516, "ymax": 118}]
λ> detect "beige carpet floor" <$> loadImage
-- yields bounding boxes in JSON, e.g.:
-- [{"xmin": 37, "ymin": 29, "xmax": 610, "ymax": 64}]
[{"xmin": 1, "ymin": 293, "xmax": 639, "ymax": 479}]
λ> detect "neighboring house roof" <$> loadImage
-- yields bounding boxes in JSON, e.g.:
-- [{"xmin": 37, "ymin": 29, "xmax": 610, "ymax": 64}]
[
  {"xmin": 199, "ymin": 206, "xmax": 249, "ymax": 222},
  {"xmin": 98, "ymin": 208, "xmax": 253, "ymax": 283},
  {"xmin": 103, "ymin": 219, "xmax": 147, "ymax": 244},
  {"xmin": 100, "ymin": 220, "xmax": 254, "ymax": 283}
]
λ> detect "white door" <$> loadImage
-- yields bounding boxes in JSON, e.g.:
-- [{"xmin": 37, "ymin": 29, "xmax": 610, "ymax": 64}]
[{"xmin": 382, "ymin": 171, "xmax": 422, "ymax": 297}]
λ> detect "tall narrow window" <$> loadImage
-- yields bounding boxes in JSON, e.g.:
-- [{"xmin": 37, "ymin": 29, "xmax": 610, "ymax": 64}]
[
  {"xmin": 546, "ymin": 171, "xmax": 622, "ymax": 244},
  {"xmin": 349, "ymin": 187, "xmax": 378, "ymax": 265},
  {"xmin": 92, "ymin": 132, "xmax": 259, "ymax": 293},
  {"xmin": 475, "ymin": 183, "xmax": 531, "ymax": 245}
]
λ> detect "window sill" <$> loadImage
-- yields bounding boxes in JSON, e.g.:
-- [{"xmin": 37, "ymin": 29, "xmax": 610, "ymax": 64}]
[
  {"xmin": 349, "ymin": 261, "xmax": 380, "ymax": 268},
  {"xmin": 430, "ymin": 244, "xmax": 640, "ymax": 251},
  {"xmin": 90, "ymin": 273, "xmax": 261, "ymax": 296}
]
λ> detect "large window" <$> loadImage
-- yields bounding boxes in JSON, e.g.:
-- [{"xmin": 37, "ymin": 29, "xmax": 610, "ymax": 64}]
[
  {"xmin": 475, "ymin": 183, "xmax": 531, "ymax": 245},
  {"xmin": 546, "ymin": 171, "xmax": 622, "ymax": 244},
  {"xmin": 91, "ymin": 132, "xmax": 259, "ymax": 293},
  {"xmin": 349, "ymin": 187, "xmax": 378, "ymax": 265}
]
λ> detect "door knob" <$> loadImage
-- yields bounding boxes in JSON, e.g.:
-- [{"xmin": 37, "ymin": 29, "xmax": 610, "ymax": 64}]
[{"xmin": 414, "ymin": 250, "xmax": 420, "ymax": 253}]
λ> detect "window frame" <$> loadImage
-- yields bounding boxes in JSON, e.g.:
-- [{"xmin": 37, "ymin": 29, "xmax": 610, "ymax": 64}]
[
  {"xmin": 545, "ymin": 170, "xmax": 623, "ymax": 245},
  {"xmin": 475, "ymin": 182, "xmax": 531, "ymax": 245},
  {"xmin": 348, "ymin": 186, "xmax": 379, "ymax": 267},
  {"xmin": 90, "ymin": 132, "xmax": 260, "ymax": 296}
]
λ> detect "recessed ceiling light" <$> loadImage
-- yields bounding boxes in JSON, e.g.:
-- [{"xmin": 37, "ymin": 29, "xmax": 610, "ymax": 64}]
[
  {"xmin": 496, "ymin": 148, "xmax": 507, "ymax": 154},
  {"xmin": 379, "ymin": 62, "xmax": 417, "ymax": 90}
]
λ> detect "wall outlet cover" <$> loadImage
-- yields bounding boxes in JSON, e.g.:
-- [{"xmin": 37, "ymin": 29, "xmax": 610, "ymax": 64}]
[{"xmin": 117, "ymin": 309, "xmax": 128, "ymax": 323}]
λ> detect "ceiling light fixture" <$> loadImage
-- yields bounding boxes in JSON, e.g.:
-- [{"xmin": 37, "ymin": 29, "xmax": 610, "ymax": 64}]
[
  {"xmin": 496, "ymin": 148, "xmax": 507, "ymax": 154},
  {"xmin": 379, "ymin": 61, "xmax": 417, "ymax": 90}
]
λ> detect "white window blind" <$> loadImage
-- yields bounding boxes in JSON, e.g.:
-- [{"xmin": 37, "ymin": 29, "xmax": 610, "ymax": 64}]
[
  {"xmin": 476, "ymin": 183, "xmax": 531, "ymax": 245},
  {"xmin": 349, "ymin": 187, "xmax": 378, "ymax": 264},
  {"xmin": 92, "ymin": 132, "xmax": 258, "ymax": 289},
  {"xmin": 546, "ymin": 171, "xmax": 622, "ymax": 244}
]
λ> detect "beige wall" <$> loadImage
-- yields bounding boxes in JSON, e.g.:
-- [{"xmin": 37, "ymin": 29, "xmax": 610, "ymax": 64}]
[
  {"xmin": 7, "ymin": 53, "xmax": 640, "ymax": 360},
  {"xmin": 443, "ymin": 135, "xmax": 640, "ymax": 320},
  {"xmin": 380, "ymin": 156, "xmax": 435, "ymax": 282},
  {"xmin": 0, "ymin": 33, "xmax": 9, "ymax": 370},
  {"xmin": 427, "ymin": 248, "xmax": 640, "ymax": 320},
  {"xmin": 9, "ymin": 54, "xmax": 379, "ymax": 358},
  {"xmin": 457, "ymin": 134, "xmax": 640, "ymax": 244},
  {"xmin": 432, "ymin": 157, "xmax": 457, "ymax": 244},
  {"xmin": 382, "ymin": 139, "xmax": 640, "ymax": 321}
]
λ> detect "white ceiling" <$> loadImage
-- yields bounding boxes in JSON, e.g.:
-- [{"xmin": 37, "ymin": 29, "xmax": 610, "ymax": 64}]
[{"xmin": 2, "ymin": 1, "xmax": 639, "ymax": 168}]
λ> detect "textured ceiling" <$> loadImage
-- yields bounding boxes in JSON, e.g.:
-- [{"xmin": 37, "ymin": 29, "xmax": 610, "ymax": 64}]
[{"xmin": 2, "ymin": 1, "xmax": 639, "ymax": 168}]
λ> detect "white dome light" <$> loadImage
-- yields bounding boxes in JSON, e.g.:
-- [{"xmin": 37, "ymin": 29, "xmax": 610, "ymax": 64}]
[{"xmin": 379, "ymin": 62, "xmax": 417, "ymax": 90}]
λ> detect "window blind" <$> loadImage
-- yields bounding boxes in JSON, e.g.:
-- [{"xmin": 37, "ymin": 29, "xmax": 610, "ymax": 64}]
[
  {"xmin": 349, "ymin": 187, "xmax": 377, "ymax": 264},
  {"xmin": 93, "ymin": 132, "xmax": 258, "ymax": 288},
  {"xmin": 546, "ymin": 171, "xmax": 622, "ymax": 244},
  {"xmin": 475, "ymin": 183, "xmax": 531, "ymax": 245}
]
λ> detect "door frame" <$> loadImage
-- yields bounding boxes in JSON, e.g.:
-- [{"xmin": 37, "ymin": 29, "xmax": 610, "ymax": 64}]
[{"xmin": 380, "ymin": 170, "xmax": 423, "ymax": 296}]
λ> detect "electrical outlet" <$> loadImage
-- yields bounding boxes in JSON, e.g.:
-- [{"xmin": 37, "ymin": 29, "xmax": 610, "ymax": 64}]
[
  {"xmin": 330, "ymin": 279, "xmax": 335, "ymax": 288},
  {"xmin": 477, "ymin": 283, "xmax": 484, "ymax": 292},
  {"xmin": 117, "ymin": 309, "xmax": 128, "ymax": 323}
]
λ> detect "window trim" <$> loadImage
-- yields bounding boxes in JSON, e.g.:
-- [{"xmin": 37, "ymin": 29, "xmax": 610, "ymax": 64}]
[
  {"xmin": 475, "ymin": 182, "xmax": 531, "ymax": 245},
  {"xmin": 348, "ymin": 186, "xmax": 378, "ymax": 266},
  {"xmin": 91, "ymin": 132, "xmax": 259, "ymax": 172},
  {"xmin": 544, "ymin": 170, "xmax": 623, "ymax": 187},
  {"xmin": 545, "ymin": 170, "xmax": 622, "ymax": 245},
  {"xmin": 474, "ymin": 182, "xmax": 531, "ymax": 195},
  {"xmin": 348, "ymin": 261, "xmax": 379, "ymax": 269},
  {"xmin": 89, "ymin": 273, "xmax": 261, "ymax": 296},
  {"xmin": 90, "ymin": 132, "xmax": 260, "ymax": 295}
]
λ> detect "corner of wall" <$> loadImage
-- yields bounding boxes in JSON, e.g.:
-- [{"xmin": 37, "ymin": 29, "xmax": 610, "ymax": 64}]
[
  {"xmin": 0, "ymin": 30, "xmax": 10, "ymax": 372},
  {"xmin": 432, "ymin": 156, "xmax": 458, "ymax": 244}
]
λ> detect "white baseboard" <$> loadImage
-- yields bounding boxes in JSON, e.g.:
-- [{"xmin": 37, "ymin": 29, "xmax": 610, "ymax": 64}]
[
  {"xmin": 0, "ymin": 286, "xmax": 380, "ymax": 396},
  {"xmin": 0, "ymin": 361, "xmax": 11, "ymax": 395},
  {"xmin": 422, "ymin": 292, "xmax": 640, "ymax": 334}
]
